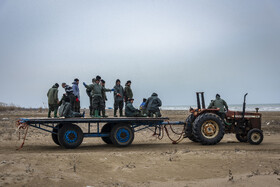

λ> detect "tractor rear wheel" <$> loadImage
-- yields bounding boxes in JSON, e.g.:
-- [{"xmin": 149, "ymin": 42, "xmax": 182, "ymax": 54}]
[
  {"xmin": 58, "ymin": 124, "xmax": 84, "ymax": 149},
  {"xmin": 110, "ymin": 124, "xmax": 134, "ymax": 147},
  {"xmin": 185, "ymin": 114, "xmax": 199, "ymax": 142},
  {"xmin": 101, "ymin": 123, "xmax": 113, "ymax": 144},
  {"xmin": 193, "ymin": 113, "xmax": 225, "ymax": 145},
  {"xmin": 247, "ymin": 128, "xmax": 263, "ymax": 145},
  {"xmin": 236, "ymin": 133, "xmax": 247, "ymax": 142}
]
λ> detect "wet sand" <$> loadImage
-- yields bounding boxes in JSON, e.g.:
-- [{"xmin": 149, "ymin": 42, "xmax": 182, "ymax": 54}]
[{"xmin": 0, "ymin": 109, "xmax": 279, "ymax": 187}]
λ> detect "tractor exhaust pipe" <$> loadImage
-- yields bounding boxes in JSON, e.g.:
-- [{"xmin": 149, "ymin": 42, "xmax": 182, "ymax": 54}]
[
  {"xmin": 242, "ymin": 93, "xmax": 248, "ymax": 120},
  {"xmin": 196, "ymin": 92, "xmax": 206, "ymax": 109}
]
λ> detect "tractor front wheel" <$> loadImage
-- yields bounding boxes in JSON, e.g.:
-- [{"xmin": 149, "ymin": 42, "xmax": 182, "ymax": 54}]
[
  {"xmin": 247, "ymin": 128, "xmax": 263, "ymax": 145},
  {"xmin": 193, "ymin": 113, "xmax": 225, "ymax": 145},
  {"xmin": 236, "ymin": 133, "xmax": 247, "ymax": 142}
]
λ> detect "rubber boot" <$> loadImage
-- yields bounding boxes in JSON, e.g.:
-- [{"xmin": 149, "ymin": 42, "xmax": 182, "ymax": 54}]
[
  {"xmin": 114, "ymin": 109, "xmax": 117, "ymax": 117},
  {"xmin": 102, "ymin": 109, "xmax": 108, "ymax": 118},
  {"xmin": 119, "ymin": 109, "xmax": 123, "ymax": 117},
  {"xmin": 94, "ymin": 110, "xmax": 101, "ymax": 118}
]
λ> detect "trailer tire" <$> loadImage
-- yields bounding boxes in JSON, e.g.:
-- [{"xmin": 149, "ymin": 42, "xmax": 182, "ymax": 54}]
[
  {"xmin": 110, "ymin": 124, "xmax": 134, "ymax": 147},
  {"xmin": 52, "ymin": 124, "xmax": 63, "ymax": 146},
  {"xmin": 247, "ymin": 128, "xmax": 263, "ymax": 145},
  {"xmin": 101, "ymin": 123, "xmax": 113, "ymax": 144},
  {"xmin": 58, "ymin": 124, "xmax": 84, "ymax": 149},
  {"xmin": 236, "ymin": 133, "xmax": 247, "ymax": 142},
  {"xmin": 193, "ymin": 113, "xmax": 225, "ymax": 145},
  {"xmin": 185, "ymin": 114, "xmax": 199, "ymax": 142}
]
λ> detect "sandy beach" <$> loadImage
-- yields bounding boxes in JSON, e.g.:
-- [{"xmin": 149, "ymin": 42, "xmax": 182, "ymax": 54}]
[{"xmin": 0, "ymin": 109, "xmax": 279, "ymax": 187}]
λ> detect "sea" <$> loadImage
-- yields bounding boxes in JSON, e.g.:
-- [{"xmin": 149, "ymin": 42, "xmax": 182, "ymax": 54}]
[{"xmin": 161, "ymin": 104, "xmax": 280, "ymax": 112}]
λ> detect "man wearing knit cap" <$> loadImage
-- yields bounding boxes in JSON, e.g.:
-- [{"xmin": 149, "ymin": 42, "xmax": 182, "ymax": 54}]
[{"xmin": 124, "ymin": 80, "xmax": 133, "ymax": 104}]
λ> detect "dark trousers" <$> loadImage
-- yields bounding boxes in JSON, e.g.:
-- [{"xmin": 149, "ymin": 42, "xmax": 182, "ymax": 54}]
[
  {"xmin": 48, "ymin": 104, "xmax": 58, "ymax": 117},
  {"xmin": 114, "ymin": 100, "xmax": 124, "ymax": 110},
  {"xmin": 74, "ymin": 100, "xmax": 80, "ymax": 113},
  {"xmin": 92, "ymin": 96, "xmax": 104, "ymax": 111}
]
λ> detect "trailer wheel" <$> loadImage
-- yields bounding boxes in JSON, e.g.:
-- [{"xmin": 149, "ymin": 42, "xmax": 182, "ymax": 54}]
[
  {"xmin": 52, "ymin": 124, "xmax": 63, "ymax": 146},
  {"xmin": 193, "ymin": 113, "xmax": 225, "ymax": 145},
  {"xmin": 185, "ymin": 114, "xmax": 199, "ymax": 142},
  {"xmin": 101, "ymin": 123, "xmax": 113, "ymax": 144},
  {"xmin": 110, "ymin": 124, "xmax": 134, "ymax": 147},
  {"xmin": 58, "ymin": 124, "xmax": 84, "ymax": 149},
  {"xmin": 247, "ymin": 128, "xmax": 263, "ymax": 145},
  {"xmin": 236, "ymin": 133, "xmax": 247, "ymax": 142}
]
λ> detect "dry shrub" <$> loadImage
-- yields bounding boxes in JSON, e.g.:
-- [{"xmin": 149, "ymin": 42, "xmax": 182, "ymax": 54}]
[{"xmin": 0, "ymin": 102, "xmax": 21, "ymax": 111}]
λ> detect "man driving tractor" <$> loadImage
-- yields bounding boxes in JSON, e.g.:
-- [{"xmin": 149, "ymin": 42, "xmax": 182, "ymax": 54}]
[{"xmin": 208, "ymin": 94, "xmax": 229, "ymax": 119}]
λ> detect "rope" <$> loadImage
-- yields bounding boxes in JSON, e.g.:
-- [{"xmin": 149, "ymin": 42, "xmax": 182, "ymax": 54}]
[
  {"xmin": 16, "ymin": 120, "xmax": 29, "ymax": 150},
  {"xmin": 152, "ymin": 121, "xmax": 185, "ymax": 144}
]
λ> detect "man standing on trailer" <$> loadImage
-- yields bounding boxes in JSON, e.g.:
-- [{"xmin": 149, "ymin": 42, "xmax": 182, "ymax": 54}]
[
  {"xmin": 86, "ymin": 78, "xmax": 95, "ymax": 116},
  {"xmin": 113, "ymin": 79, "xmax": 124, "ymax": 117},
  {"xmin": 47, "ymin": 83, "xmax": 59, "ymax": 118},
  {"xmin": 208, "ymin": 94, "xmax": 229, "ymax": 119},
  {"xmin": 61, "ymin": 82, "xmax": 75, "ymax": 110},
  {"xmin": 124, "ymin": 80, "xmax": 133, "ymax": 104},
  {"xmin": 72, "ymin": 78, "xmax": 80, "ymax": 113},
  {"xmin": 100, "ymin": 79, "xmax": 113, "ymax": 117},
  {"xmin": 83, "ymin": 75, "xmax": 103, "ymax": 118}
]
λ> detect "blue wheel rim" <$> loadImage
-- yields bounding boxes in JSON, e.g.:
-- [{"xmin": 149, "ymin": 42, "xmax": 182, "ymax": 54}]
[
  {"xmin": 116, "ymin": 128, "xmax": 130, "ymax": 143},
  {"xmin": 64, "ymin": 130, "xmax": 78, "ymax": 143}
]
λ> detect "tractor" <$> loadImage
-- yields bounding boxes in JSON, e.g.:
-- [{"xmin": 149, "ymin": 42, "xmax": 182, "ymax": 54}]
[{"xmin": 185, "ymin": 92, "xmax": 263, "ymax": 145}]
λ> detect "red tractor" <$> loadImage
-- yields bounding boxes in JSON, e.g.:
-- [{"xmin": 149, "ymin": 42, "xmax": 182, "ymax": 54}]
[{"xmin": 185, "ymin": 92, "xmax": 263, "ymax": 145}]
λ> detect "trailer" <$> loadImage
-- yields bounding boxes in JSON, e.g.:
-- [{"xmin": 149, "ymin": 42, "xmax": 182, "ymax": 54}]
[{"xmin": 17, "ymin": 117, "xmax": 185, "ymax": 149}]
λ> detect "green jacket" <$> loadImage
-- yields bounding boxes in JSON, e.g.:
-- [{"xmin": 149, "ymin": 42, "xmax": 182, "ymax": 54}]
[
  {"xmin": 208, "ymin": 96, "xmax": 228, "ymax": 113},
  {"xmin": 145, "ymin": 93, "xmax": 162, "ymax": 112},
  {"xmin": 124, "ymin": 85, "xmax": 133, "ymax": 101},
  {"xmin": 114, "ymin": 84, "xmax": 124, "ymax": 101},
  {"xmin": 47, "ymin": 85, "xmax": 59, "ymax": 105},
  {"xmin": 125, "ymin": 102, "xmax": 138, "ymax": 117},
  {"xmin": 85, "ymin": 83, "xmax": 102, "ymax": 97}
]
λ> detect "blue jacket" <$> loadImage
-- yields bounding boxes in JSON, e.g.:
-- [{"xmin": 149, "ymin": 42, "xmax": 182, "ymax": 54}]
[{"xmin": 72, "ymin": 81, "xmax": 80, "ymax": 99}]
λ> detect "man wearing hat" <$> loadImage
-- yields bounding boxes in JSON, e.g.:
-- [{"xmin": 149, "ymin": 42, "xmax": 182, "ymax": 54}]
[
  {"xmin": 125, "ymin": 98, "xmax": 142, "ymax": 117},
  {"xmin": 47, "ymin": 83, "xmax": 59, "ymax": 118},
  {"xmin": 86, "ymin": 78, "xmax": 95, "ymax": 116},
  {"xmin": 100, "ymin": 79, "xmax": 113, "ymax": 117},
  {"xmin": 208, "ymin": 94, "xmax": 229, "ymax": 119},
  {"xmin": 124, "ymin": 80, "xmax": 133, "ymax": 104}
]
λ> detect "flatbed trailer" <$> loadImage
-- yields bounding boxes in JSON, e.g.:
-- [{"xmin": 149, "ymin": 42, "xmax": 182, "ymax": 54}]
[{"xmin": 17, "ymin": 117, "xmax": 185, "ymax": 149}]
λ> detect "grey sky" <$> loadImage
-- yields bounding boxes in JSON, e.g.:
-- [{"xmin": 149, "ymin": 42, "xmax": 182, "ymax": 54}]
[{"xmin": 0, "ymin": 0, "xmax": 279, "ymax": 108}]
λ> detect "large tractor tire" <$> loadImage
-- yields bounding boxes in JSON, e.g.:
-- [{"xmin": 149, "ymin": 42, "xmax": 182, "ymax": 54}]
[
  {"xmin": 58, "ymin": 124, "xmax": 84, "ymax": 149},
  {"xmin": 110, "ymin": 124, "xmax": 134, "ymax": 147},
  {"xmin": 247, "ymin": 128, "xmax": 263, "ymax": 145},
  {"xmin": 185, "ymin": 114, "xmax": 199, "ymax": 143},
  {"xmin": 193, "ymin": 113, "xmax": 225, "ymax": 145},
  {"xmin": 51, "ymin": 124, "xmax": 63, "ymax": 146},
  {"xmin": 101, "ymin": 123, "xmax": 113, "ymax": 144},
  {"xmin": 236, "ymin": 133, "xmax": 247, "ymax": 142}
]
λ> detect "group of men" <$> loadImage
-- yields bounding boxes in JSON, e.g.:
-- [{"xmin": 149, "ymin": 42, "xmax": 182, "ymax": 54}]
[
  {"xmin": 47, "ymin": 76, "xmax": 163, "ymax": 118},
  {"xmin": 47, "ymin": 79, "xmax": 84, "ymax": 118}
]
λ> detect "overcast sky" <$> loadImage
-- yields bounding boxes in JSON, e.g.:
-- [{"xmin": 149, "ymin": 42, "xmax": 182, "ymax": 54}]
[{"xmin": 0, "ymin": 0, "xmax": 279, "ymax": 108}]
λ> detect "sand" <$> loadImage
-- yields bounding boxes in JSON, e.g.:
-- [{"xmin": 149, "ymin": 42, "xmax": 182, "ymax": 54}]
[{"xmin": 0, "ymin": 109, "xmax": 280, "ymax": 187}]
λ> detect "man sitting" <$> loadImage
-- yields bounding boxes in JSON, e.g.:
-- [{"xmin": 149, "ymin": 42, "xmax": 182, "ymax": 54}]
[
  {"xmin": 125, "ymin": 98, "xmax": 143, "ymax": 117},
  {"xmin": 208, "ymin": 94, "xmax": 229, "ymax": 119},
  {"xmin": 59, "ymin": 97, "xmax": 85, "ymax": 118}
]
